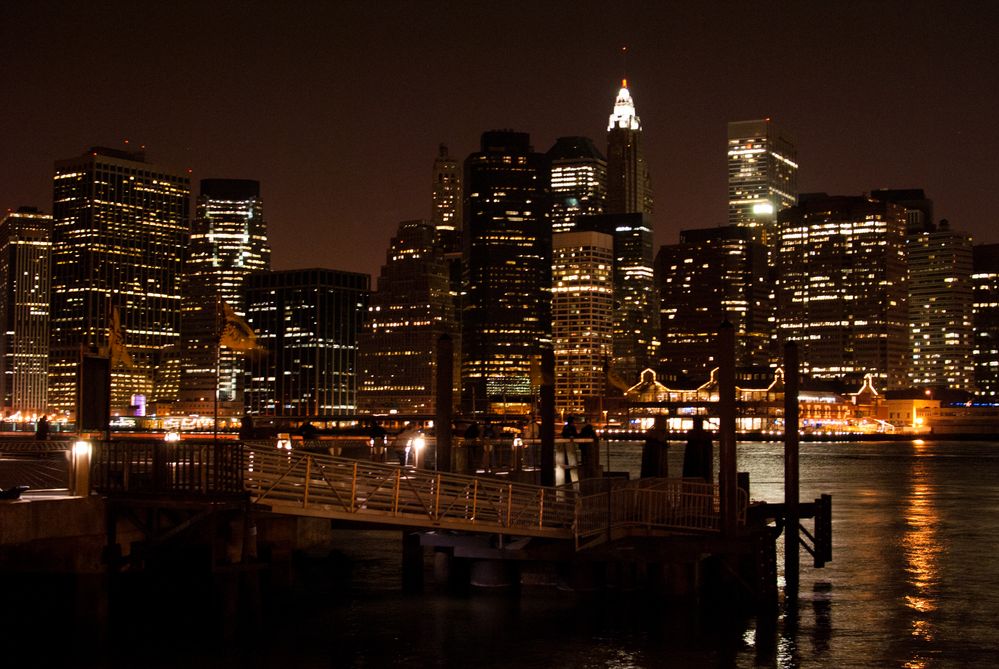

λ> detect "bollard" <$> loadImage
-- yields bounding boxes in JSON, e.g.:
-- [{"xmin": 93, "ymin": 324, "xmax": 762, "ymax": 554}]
[{"xmin": 71, "ymin": 440, "xmax": 92, "ymax": 496}]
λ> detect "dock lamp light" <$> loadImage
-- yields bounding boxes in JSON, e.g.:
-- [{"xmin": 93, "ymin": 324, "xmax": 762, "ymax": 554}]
[{"xmin": 71, "ymin": 440, "xmax": 93, "ymax": 496}]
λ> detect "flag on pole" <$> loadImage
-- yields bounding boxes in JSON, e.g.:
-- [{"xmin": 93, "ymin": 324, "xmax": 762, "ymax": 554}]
[
  {"xmin": 108, "ymin": 307, "xmax": 135, "ymax": 368},
  {"xmin": 219, "ymin": 301, "xmax": 259, "ymax": 352}
]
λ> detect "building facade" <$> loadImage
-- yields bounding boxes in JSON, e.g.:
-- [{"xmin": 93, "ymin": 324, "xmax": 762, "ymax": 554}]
[
  {"xmin": 606, "ymin": 80, "xmax": 653, "ymax": 216},
  {"xmin": 0, "ymin": 207, "xmax": 52, "ymax": 417},
  {"xmin": 244, "ymin": 269, "xmax": 369, "ymax": 416},
  {"xmin": 547, "ymin": 136, "xmax": 606, "ymax": 233},
  {"xmin": 655, "ymin": 225, "xmax": 770, "ymax": 381},
  {"xmin": 972, "ymin": 243, "xmax": 999, "ymax": 400},
  {"xmin": 775, "ymin": 194, "xmax": 909, "ymax": 389},
  {"xmin": 358, "ymin": 220, "xmax": 458, "ymax": 414},
  {"xmin": 50, "ymin": 147, "xmax": 189, "ymax": 418},
  {"xmin": 906, "ymin": 219, "xmax": 974, "ymax": 390},
  {"xmin": 431, "ymin": 144, "xmax": 462, "ymax": 254},
  {"xmin": 552, "ymin": 231, "xmax": 614, "ymax": 417},
  {"xmin": 461, "ymin": 130, "xmax": 551, "ymax": 415},
  {"xmin": 178, "ymin": 179, "xmax": 270, "ymax": 415},
  {"xmin": 727, "ymin": 119, "xmax": 797, "ymax": 246}
]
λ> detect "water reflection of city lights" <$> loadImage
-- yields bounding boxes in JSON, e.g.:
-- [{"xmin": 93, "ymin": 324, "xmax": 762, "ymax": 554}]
[{"xmin": 902, "ymin": 459, "xmax": 940, "ymax": 650}]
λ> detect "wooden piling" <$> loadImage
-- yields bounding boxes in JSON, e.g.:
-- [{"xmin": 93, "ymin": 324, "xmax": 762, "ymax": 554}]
[
  {"xmin": 435, "ymin": 333, "xmax": 454, "ymax": 472},
  {"xmin": 540, "ymin": 345, "xmax": 556, "ymax": 487},
  {"xmin": 718, "ymin": 321, "xmax": 737, "ymax": 537},
  {"xmin": 784, "ymin": 342, "xmax": 800, "ymax": 597}
]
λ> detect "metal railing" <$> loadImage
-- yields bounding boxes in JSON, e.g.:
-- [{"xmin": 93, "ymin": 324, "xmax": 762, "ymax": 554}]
[
  {"xmin": 92, "ymin": 440, "xmax": 245, "ymax": 496},
  {"xmin": 244, "ymin": 444, "xmax": 577, "ymax": 538}
]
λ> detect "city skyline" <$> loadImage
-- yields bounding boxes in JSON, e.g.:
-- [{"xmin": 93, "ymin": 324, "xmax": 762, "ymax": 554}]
[{"xmin": 3, "ymin": 2, "xmax": 998, "ymax": 279}]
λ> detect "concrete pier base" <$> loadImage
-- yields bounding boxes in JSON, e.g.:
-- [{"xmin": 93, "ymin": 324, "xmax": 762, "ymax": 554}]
[{"xmin": 470, "ymin": 559, "xmax": 517, "ymax": 588}]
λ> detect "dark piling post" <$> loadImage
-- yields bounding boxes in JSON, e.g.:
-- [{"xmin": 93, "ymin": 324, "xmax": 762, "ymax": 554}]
[
  {"xmin": 540, "ymin": 345, "xmax": 556, "ymax": 487},
  {"xmin": 718, "ymin": 321, "xmax": 738, "ymax": 537},
  {"xmin": 435, "ymin": 334, "xmax": 454, "ymax": 472},
  {"xmin": 784, "ymin": 342, "xmax": 800, "ymax": 597}
]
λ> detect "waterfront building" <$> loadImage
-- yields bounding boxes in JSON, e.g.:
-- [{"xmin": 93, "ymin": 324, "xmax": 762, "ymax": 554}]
[
  {"xmin": 431, "ymin": 144, "xmax": 462, "ymax": 254},
  {"xmin": 461, "ymin": 130, "xmax": 551, "ymax": 415},
  {"xmin": 552, "ymin": 231, "xmax": 614, "ymax": 416},
  {"xmin": 0, "ymin": 207, "xmax": 52, "ymax": 417},
  {"xmin": 576, "ymin": 212, "xmax": 659, "ymax": 387},
  {"xmin": 548, "ymin": 136, "xmax": 606, "ymax": 233},
  {"xmin": 972, "ymin": 243, "xmax": 999, "ymax": 399},
  {"xmin": 358, "ymin": 220, "xmax": 458, "ymax": 414},
  {"xmin": 905, "ymin": 219, "xmax": 974, "ymax": 390},
  {"xmin": 50, "ymin": 147, "xmax": 189, "ymax": 417},
  {"xmin": 606, "ymin": 80, "xmax": 652, "ymax": 215},
  {"xmin": 727, "ymin": 119, "xmax": 797, "ymax": 246},
  {"xmin": 655, "ymin": 225, "xmax": 770, "ymax": 381},
  {"xmin": 775, "ymin": 194, "xmax": 909, "ymax": 389},
  {"xmin": 244, "ymin": 268, "xmax": 369, "ymax": 416},
  {"xmin": 178, "ymin": 179, "xmax": 270, "ymax": 415}
]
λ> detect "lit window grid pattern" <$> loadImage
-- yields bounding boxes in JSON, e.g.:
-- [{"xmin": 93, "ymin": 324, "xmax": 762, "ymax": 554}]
[
  {"xmin": 972, "ymin": 244, "xmax": 999, "ymax": 399},
  {"xmin": 550, "ymin": 160, "xmax": 606, "ymax": 233},
  {"xmin": 552, "ymin": 233, "xmax": 613, "ymax": 415},
  {"xmin": 907, "ymin": 228, "xmax": 974, "ymax": 390},
  {"xmin": 776, "ymin": 200, "xmax": 909, "ymax": 389},
  {"xmin": 50, "ymin": 153, "xmax": 189, "ymax": 416},
  {"xmin": 0, "ymin": 211, "xmax": 52, "ymax": 415},
  {"xmin": 727, "ymin": 120, "xmax": 798, "ymax": 243},
  {"xmin": 432, "ymin": 153, "xmax": 462, "ymax": 253}
]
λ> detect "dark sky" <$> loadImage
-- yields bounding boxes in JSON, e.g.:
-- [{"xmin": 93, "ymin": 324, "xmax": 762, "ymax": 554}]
[{"xmin": 2, "ymin": 1, "xmax": 998, "ymax": 278}]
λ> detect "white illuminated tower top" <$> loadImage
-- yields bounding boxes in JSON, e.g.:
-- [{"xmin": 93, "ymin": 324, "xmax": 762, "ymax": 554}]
[{"xmin": 608, "ymin": 79, "xmax": 642, "ymax": 132}]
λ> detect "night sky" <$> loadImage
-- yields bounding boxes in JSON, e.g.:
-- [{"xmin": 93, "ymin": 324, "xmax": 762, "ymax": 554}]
[{"xmin": 3, "ymin": 1, "xmax": 997, "ymax": 278}]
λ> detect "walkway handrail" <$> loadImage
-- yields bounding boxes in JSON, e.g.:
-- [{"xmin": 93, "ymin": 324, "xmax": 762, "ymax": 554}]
[{"xmin": 244, "ymin": 444, "xmax": 577, "ymax": 538}]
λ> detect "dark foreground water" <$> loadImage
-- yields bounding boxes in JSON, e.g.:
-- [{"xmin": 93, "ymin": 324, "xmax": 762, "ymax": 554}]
[{"xmin": 14, "ymin": 440, "xmax": 999, "ymax": 668}]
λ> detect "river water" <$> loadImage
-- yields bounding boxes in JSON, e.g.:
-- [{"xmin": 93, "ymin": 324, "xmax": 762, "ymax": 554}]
[{"xmin": 26, "ymin": 439, "xmax": 999, "ymax": 668}]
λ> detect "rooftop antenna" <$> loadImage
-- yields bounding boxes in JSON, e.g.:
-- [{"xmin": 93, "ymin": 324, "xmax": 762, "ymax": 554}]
[{"xmin": 620, "ymin": 46, "xmax": 629, "ymax": 88}]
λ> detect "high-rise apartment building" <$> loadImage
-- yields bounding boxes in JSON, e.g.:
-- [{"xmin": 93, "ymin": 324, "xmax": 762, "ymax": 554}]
[
  {"xmin": 576, "ymin": 213, "xmax": 659, "ymax": 385},
  {"xmin": 358, "ymin": 220, "xmax": 458, "ymax": 414},
  {"xmin": 776, "ymin": 194, "xmax": 909, "ymax": 389},
  {"xmin": 244, "ymin": 269, "xmax": 369, "ymax": 417},
  {"xmin": 50, "ymin": 147, "xmax": 189, "ymax": 418},
  {"xmin": 432, "ymin": 144, "xmax": 462, "ymax": 254},
  {"xmin": 0, "ymin": 207, "xmax": 52, "ymax": 417},
  {"xmin": 727, "ymin": 119, "xmax": 797, "ymax": 245},
  {"xmin": 606, "ymin": 80, "xmax": 653, "ymax": 215},
  {"xmin": 552, "ymin": 231, "xmax": 614, "ymax": 416},
  {"xmin": 548, "ymin": 137, "xmax": 606, "ymax": 233},
  {"xmin": 655, "ymin": 225, "xmax": 770, "ymax": 381},
  {"xmin": 972, "ymin": 244, "xmax": 999, "ymax": 399},
  {"xmin": 461, "ymin": 130, "xmax": 551, "ymax": 415},
  {"xmin": 179, "ymin": 179, "xmax": 270, "ymax": 415},
  {"xmin": 906, "ymin": 219, "xmax": 974, "ymax": 390}
]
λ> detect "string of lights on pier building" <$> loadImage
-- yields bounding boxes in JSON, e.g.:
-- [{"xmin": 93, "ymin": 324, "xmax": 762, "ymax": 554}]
[
  {"xmin": 552, "ymin": 230, "xmax": 614, "ymax": 416},
  {"xmin": 358, "ymin": 219, "xmax": 458, "ymax": 414},
  {"xmin": 178, "ymin": 179, "xmax": 270, "ymax": 416},
  {"xmin": 775, "ymin": 193, "xmax": 909, "ymax": 389},
  {"xmin": 244, "ymin": 268, "xmax": 369, "ymax": 417},
  {"xmin": 49, "ymin": 147, "xmax": 189, "ymax": 418},
  {"xmin": 0, "ymin": 207, "xmax": 52, "ymax": 417},
  {"xmin": 461, "ymin": 130, "xmax": 551, "ymax": 415}
]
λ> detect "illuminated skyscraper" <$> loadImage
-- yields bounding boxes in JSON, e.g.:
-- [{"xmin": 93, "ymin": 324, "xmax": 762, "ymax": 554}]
[
  {"xmin": 547, "ymin": 137, "xmax": 606, "ymax": 233},
  {"xmin": 178, "ymin": 179, "xmax": 270, "ymax": 414},
  {"xmin": 244, "ymin": 269, "xmax": 369, "ymax": 416},
  {"xmin": 606, "ymin": 80, "xmax": 652, "ymax": 215},
  {"xmin": 462, "ymin": 130, "xmax": 551, "ymax": 414},
  {"xmin": 576, "ymin": 212, "xmax": 659, "ymax": 385},
  {"xmin": 0, "ymin": 207, "xmax": 52, "ymax": 417},
  {"xmin": 972, "ymin": 244, "xmax": 999, "ymax": 399},
  {"xmin": 552, "ymin": 231, "xmax": 614, "ymax": 416},
  {"xmin": 655, "ymin": 225, "xmax": 770, "ymax": 381},
  {"xmin": 358, "ymin": 219, "xmax": 458, "ymax": 414},
  {"xmin": 432, "ymin": 144, "xmax": 462, "ymax": 254},
  {"xmin": 776, "ymin": 194, "xmax": 909, "ymax": 389},
  {"xmin": 727, "ymin": 119, "xmax": 797, "ymax": 244},
  {"xmin": 50, "ymin": 147, "xmax": 189, "ymax": 418},
  {"xmin": 906, "ymin": 219, "xmax": 974, "ymax": 390}
]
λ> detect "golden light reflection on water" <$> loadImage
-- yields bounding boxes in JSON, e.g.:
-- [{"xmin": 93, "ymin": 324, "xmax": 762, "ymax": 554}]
[{"xmin": 902, "ymin": 453, "xmax": 940, "ymax": 651}]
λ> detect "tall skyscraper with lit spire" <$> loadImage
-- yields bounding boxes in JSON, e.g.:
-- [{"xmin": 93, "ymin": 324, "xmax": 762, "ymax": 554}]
[{"xmin": 606, "ymin": 79, "xmax": 652, "ymax": 215}]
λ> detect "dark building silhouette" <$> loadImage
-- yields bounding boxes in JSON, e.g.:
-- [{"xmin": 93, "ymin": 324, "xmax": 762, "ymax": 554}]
[
  {"xmin": 178, "ymin": 179, "xmax": 270, "ymax": 415},
  {"xmin": 431, "ymin": 144, "xmax": 462, "ymax": 254},
  {"xmin": 547, "ymin": 136, "xmax": 606, "ymax": 233},
  {"xmin": 358, "ymin": 219, "xmax": 458, "ymax": 414},
  {"xmin": 461, "ymin": 130, "xmax": 551, "ymax": 415},
  {"xmin": 972, "ymin": 243, "xmax": 999, "ymax": 400},
  {"xmin": 656, "ymin": 225, "xmax": 770, "ymax": 381},
  {"xmin": 50, "ymin": 147, "xmax": 189, "ymax": 418},
  {"xmin": 244, "ymin": 268, "xmax": 369, "ymax": 416},
  {"xmin": 870, "ymin": 188, "xmax": 935, "ymax": 234}
]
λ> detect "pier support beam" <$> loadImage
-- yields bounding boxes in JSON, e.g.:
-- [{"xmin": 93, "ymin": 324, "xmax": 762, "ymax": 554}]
[
  {"xmin": 784, "ymin": 342, "xmax": 801, "ymax": 598},
  {"xmin": 718, "ymin": 321, "xmax": 738, "ymax": 538},
  {"xmin": 402, "ymin": 531, "xmax": 424, "ymax": 592},
  {"xmin": 435, "ymin": 334, "xmax": 454, "ymax": 472},
  {"xmin": 540, "ymin": 345, "xmax": 555, "ymax": 487}
]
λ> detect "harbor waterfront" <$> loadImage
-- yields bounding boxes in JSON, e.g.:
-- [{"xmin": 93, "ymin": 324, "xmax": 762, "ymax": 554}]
[{"xmin": 6, "ymin": 438, "xmax": 998, "ymax": 667}]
